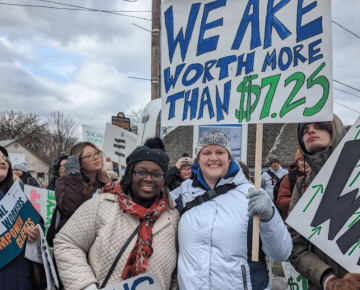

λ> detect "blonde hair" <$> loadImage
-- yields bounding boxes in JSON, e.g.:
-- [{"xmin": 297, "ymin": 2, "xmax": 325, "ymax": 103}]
[{"xmin": 70, "ymin": 142, "xmax": 110, "ymax": 185}]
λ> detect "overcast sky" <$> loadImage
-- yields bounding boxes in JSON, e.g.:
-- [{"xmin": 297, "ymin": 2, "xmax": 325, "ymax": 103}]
[{"xmin": 0, "ymin": 0, "xmax": 359, "ymax": 136}]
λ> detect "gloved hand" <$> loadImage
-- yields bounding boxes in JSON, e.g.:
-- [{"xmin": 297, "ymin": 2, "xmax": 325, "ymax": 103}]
[
  {"xmin": 324, "ymin": 273, "xmax": 360, "ymax": 290},
  {"xmin": 246, "ymin": 187, "xmax": 273, "ymax": 222},
  {"xmin": 64, "ymin": 155, "xmax": 81, "ymax": 176}
]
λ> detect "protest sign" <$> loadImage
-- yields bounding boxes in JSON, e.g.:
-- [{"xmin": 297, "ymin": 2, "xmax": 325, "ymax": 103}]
[
  {"xmin": 282, "ymin": 259, "xmax": 308, "ymax": 290},
  {"xmin": 112, "ymin": 112, "xmax": 131, "ymax": 132},
  {"xmin": 103, "ymin": 123, "xmax": 137, "ymax": 168},
  {"xmin": 286, "ymin": 116, "xmax": 360, "ymax": 272},
  {"xmin": 101, "ymin": 273, "xmax": 161, "ymax": 290},
  {"xmin": 0, "ymin": 182, "xmax": 41, "ymax": 269},
  {"xmin": 137, "ymin": 99, "xmax": 162, "ymax": 146},
  {"xmin": 24, "ymin": 185, "xmax": 56, "ymax": 237},
  {"xmin": 82, "ymin": 124, "xmax": 105, "ymax": 148},
  {"xmin": 25, "ymin": 224, "xmax": 59, "ymax": 290},
  {"xmin": 8, "ymin": 153, "xmax": 26, "ymax": 165},
  {"xmin": 161, "ymin": 0, "xmax": 333, "ymax": 126}
]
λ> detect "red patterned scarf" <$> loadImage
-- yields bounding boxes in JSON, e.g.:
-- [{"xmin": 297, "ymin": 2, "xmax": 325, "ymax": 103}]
[{"xmin": 100, "ymin": 182, "xmax": 167, "ymax": 280}]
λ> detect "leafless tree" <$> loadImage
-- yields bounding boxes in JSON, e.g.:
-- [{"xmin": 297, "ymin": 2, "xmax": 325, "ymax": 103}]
[
  {"xmin": 0, "ymin": 110, "xmax": 48, "ymax": 153},
  {"xmin": 128, "ymin": 107, "xmax": 143, "ymax": 135},
  {"xmin": 47, "ymin": 111, "xmax": 79, "ymax": 156}
]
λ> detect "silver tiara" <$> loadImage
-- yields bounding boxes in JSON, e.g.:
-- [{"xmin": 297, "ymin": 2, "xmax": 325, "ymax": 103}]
[{"xmin": 198, "ymin": 131, "xmax": 230, "ymax": 147}]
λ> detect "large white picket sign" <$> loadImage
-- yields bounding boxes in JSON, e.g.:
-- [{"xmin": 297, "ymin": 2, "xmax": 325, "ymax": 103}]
[
  {"xmin": 101, "ymin": 273, "xmax": 161, "ymax": 290},
  {"xmin": 161, "ymin": 0, "xmax": 333, "ymax": 126},
  {"xmin": 103, "ymin": 123, "xmax": 137, "ymax": 168},
  {"xmin": 82, "ymin": 124, "xmax": 105, "ymax": 148},
  {"xmin": 287, "ymin": 116, "xmax": 360, "ymax": 272}
]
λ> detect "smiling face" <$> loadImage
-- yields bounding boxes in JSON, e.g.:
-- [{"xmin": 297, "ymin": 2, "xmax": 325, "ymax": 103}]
[
  {"xmin": 0, "ymin": 151, "xmax": 10, "ymax": 183},
  {"xmin": 80, "ymin": 145, "xmax": 103, "ymax": 175},
  {"xmin": 297, "ymin": 158, "xmax": 311, "ymax": 175},
  {"xmin": 302, "ymin": 123, "xmax": 331, "ymax": 154},
  {"xmin": 198, "ymin": 145, "xmax": 230, "ymax": 188},
  {"xmin": 131, "ymin": 160, "xmax": 164, "ymax": 208}
]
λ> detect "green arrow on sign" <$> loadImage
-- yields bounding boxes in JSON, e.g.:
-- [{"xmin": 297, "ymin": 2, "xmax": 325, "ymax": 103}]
[
  {"xmin": 349, "ymin": 164, "xmax": 360, "ymax": 187},
  {"xmin": 303, "ymin": 184, "xmax": 324, "ymax": 212},
  {"xmin": 308, "ymin": 226, "xmax": 322, "ymax": 240},
  {"xmin": 355, "ymin": 125, "xmax": 360, "ymax": 140},
  {"xmin": 348, "ymin": 239, "xmax": 360, "ymax": 256},
  {"xmin": 348, "ymin": 212, "xmax": 360, "ymax": 228}
]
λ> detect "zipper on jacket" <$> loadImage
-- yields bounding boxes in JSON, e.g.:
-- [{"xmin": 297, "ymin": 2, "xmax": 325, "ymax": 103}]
[{"xmin": 241, "ymin": 265, "xmax": 248, "ymax": 290}]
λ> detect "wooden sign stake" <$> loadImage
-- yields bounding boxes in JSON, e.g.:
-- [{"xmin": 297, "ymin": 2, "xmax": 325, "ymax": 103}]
[{"xmin": 252, "ymin": 123, "xmax": 263, "ymax": 262}]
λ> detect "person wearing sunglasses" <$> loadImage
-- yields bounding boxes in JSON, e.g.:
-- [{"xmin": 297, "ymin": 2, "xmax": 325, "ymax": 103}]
[{"xmin": 54, "ymin": 138, "xmax": 179, "ymax": 290}]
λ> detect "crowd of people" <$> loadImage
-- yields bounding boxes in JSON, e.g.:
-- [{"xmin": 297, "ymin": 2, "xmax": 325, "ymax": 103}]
[{"xmin": 1, "ymin": 115, "xmax": 359, "ymax": 290}]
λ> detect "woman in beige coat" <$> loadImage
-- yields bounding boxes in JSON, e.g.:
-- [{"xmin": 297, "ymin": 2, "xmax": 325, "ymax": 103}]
[{"xmin": 54, "ymin": 138, "xmax": 179, "ymax": 290}]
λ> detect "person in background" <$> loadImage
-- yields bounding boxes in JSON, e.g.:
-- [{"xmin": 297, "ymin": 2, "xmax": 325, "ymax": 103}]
[
  {"xmin": 261, "ymin": 154, "xmax": 288, "ymax": 201},
  {"xmin": 276, "ymin": 149, "xmax": 311, "ymax": 220},
  {"xmin": 0, "ymin": 146, "xmax": 46, "ymax": 290},
  {"xmin": 55, "ymin": 142, "xmax": 110, "ymax": 233},
  {"xmin": 288, "ymin": 116, "xmax": 360, "ymax": 290},
  {"xmin": 13, "ymin": 161, "xmax": 40, "ymax": 187},
  {"xmin": 54, "ymin": 137, "xmax": 179, "ymax": 290},
  {"xmin": 165, "ymin": 152, "xmax": 193, "ymax": 191},
  {"xmin": 171, "ymin": 131, "xmax": 292, "ymax": 290},
  {"xmin": 47, "ymin": 152, "xmax": 69, "ymax": 191},
  {"xmin": 238, "ymin": 161, "xmax": 253, "ymax": 184}
]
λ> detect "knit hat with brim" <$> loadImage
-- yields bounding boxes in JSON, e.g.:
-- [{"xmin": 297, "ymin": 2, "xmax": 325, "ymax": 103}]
[
  {"xmin": 268, "ymin": 154, "xmax": 279, "ymax": 166},
  {"xmin": 13, "ymin": 162, "xmax": 27, "ymax": 173},
  {"xmin": 126, "ymin": 146, "xmax": 169, "ymax": 173},
  {"xmin": 196, "ymin": 131, "xmax": 231, "ymax": 157}
]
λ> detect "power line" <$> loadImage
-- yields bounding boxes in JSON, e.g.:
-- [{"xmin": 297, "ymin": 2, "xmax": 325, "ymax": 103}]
[
  {"xmin": 334, "ymin": 101, "xmax": 360, "ymax": 114},
  {"xmin": 0, "ymin": 2, "xmax": 151, "ymax": 19},
  {"xmin": 334, "ymin": 79, "xmax": 360, "ymax": 93},
  {"xmin": 132, "ymin": 23, "xmax": 151, "ymax": 33},
  {"xmin": 334, "ymin": 87, "xmax": 360, "ymax": 99},
  {"xmin": 36, "ymin": 0, "xmax": 150, "ymax": 20},
  {"xmin": 128, "ymin": 76, "xmax": 151, "ymax": 81},
  {"xmin": 332, "ymin": 20, "xmax": 360, "ymax": 40}
]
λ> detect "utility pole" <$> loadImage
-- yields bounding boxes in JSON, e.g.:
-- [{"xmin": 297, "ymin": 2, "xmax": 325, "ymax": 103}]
[{"xmin": 151, "ymin": 0, "xmax": 161, "ymax": 101}]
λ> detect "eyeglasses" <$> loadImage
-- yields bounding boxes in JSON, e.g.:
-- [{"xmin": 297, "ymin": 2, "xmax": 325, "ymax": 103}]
[
  {"xmin": 0, "ymin": 156, "xmax": 11, "ymax": 165},
  {"xmin": 81, "ymin": 151, "xmax": 103, "ymax": 160},
  {"xmin": 133, "ymin": 169, "xmax": 164, "ymax": 181}
]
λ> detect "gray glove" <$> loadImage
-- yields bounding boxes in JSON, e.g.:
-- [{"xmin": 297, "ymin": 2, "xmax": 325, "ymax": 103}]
[
  {"xmin": 246, "ymin": 187, "xmax": 273, "ymax": 222},
  {"xmin": 64, "ymin": 155, "xmax": 81, "ymax": 176}
]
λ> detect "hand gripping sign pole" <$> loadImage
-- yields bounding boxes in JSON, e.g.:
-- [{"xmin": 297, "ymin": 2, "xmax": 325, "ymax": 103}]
[{"xmin": 252, "ymin": 123, "xmax": 263, "ymax": 262}]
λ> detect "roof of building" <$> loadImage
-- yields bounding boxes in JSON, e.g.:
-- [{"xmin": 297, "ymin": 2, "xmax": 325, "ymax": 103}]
[
  {"xmin": 0, "ymin": 139, "xmax": 50, "ymax": 165},
  {"xmin": 0, "ymin": 139, "xmax": 16, "ymax": 147}
]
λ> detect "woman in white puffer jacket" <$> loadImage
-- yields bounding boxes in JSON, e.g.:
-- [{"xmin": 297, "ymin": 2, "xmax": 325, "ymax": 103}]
[{"xmin": 171, "ymin": 131, "xmax": 292, "ymax": 290}]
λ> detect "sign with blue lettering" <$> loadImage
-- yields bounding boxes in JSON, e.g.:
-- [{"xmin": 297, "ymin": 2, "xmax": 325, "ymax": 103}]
[
  {"xmin": 101, "ymin": 273, "xmax": 161, "ymax": 290},
  {"xmin": 161, "ymin": 0, "xmax": 333, "ymax": 126},
  {"xmin": 286, "ymin": 116, "xmax": 360, "ymax": 272},
  {"xmin": 0, "ymin": 182, "xmax": 41, "ymax": 269}
]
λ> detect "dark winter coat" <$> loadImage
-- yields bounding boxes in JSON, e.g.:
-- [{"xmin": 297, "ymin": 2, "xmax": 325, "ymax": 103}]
[
  {"xmin": 24, "ymin": 172, "xmax": 39, "ymax": 187},
  {"xmin": 47, "ymin": 177, "xmax": 57, "ymax": 191},
  {"xmin": 55, "ymin": 175, "xmax": 105, "ymax": 232},
  {"xmin": 288, "ymin": 115, "xmax": 347, "ymax": 290},
  {"xmin": 276, "ymin": 160, "xmax": 304, "ymax": 220},
  {"xmin": 164, "ymin": 166, "xmax": 192, "ymax": 191}
]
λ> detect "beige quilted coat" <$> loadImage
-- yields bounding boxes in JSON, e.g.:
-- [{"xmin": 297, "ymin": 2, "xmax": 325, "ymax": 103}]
[{"xmin": 54, "ymin": 191, "xmax": 180, "ymax": 290}]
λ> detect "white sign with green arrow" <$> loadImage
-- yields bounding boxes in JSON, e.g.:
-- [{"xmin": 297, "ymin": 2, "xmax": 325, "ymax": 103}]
[{"xmin": 286, "ymin": 116, "xmax": 360, "ymax": 272}]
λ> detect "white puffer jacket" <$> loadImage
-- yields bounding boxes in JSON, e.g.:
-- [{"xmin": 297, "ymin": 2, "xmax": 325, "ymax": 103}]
[
  {"xmin": 54, "ymin": 191, "xmax": 179, "ymax": 290},
  {"xmin": 171, "ymin": 165, "xmax": 292, "ymax": 290}
]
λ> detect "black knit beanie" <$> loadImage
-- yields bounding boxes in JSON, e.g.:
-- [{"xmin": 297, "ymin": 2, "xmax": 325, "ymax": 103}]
[{"xmin": 126, "ymin": 146, "xmax": 169, "ymax": 173}]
